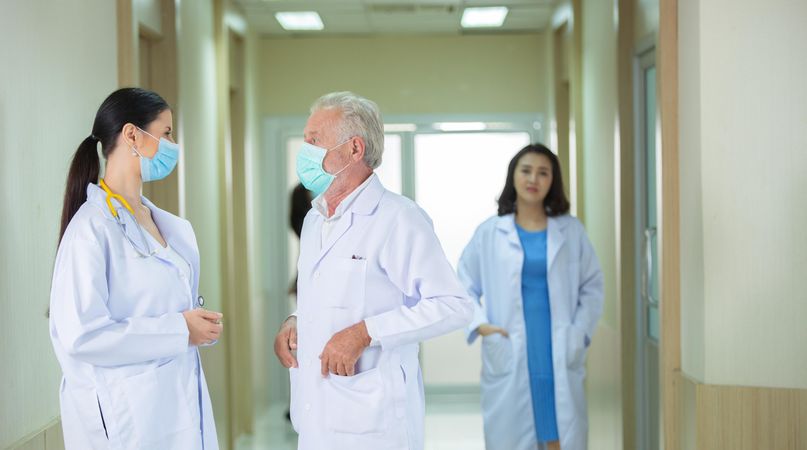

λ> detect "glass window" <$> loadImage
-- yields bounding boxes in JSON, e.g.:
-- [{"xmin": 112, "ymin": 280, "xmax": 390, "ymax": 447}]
[{"xmin": 414, "ymin": 131, "xmax": 531, "ymax": 385}]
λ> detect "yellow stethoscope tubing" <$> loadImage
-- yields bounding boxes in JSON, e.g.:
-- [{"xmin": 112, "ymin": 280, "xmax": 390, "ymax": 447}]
[
  {"xmin": 99, "ymin": 179, "xmax": 135, "ymax": 218},
  {"xmin": 99, "ymin": 179, "xmax": 154, "ymax": 258}
]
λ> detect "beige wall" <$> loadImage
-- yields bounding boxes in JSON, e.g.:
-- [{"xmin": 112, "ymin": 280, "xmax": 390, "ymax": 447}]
[
  {"xmin": 257, "ymin": 34, "xmax": 548, "ymax": 116},
  {"xmin": 0, "ymin": 0, "xmax": 117, "ymax": 447},
  {"xmin": 678, "ymin": 0, "xmax": 807, "ymax": 389}
]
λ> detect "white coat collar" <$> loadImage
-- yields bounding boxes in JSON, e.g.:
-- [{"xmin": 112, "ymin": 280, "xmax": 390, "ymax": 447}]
[
  {"xmin": 495, "ymin": 213, "xmax": 570, "ymax": 271},
  {"xmin": 85, "ymin": 183, "xmax": 199, "ymax": 283},
  {"xmin": 312, "ymin": 174, "xmax": 385, "ymax": 263},
  {"xmin": 311, "ymin": 173, "xmax": 380, "ymax": 220}
]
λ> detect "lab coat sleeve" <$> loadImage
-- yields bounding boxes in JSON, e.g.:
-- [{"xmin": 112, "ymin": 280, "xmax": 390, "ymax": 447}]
[
  {"xmin": 50, "ymin": 236, "xmax": 190, "ymax": 367},
  {"xmin": 364, "ymin": 205, "xmax": 473, "ymax": 350},
  {"xmin": 572, "ymin": 226, "xmax": 604, "ymax": 346},
  {"xmin": 457, "ymin": 228, "xmax": 489, "ymax": 345}
]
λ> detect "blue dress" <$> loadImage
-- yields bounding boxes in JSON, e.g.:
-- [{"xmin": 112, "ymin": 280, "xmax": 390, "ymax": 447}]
[{"xmin": 516, "ymin": 224, "xmax": 559, "ymax": 443}]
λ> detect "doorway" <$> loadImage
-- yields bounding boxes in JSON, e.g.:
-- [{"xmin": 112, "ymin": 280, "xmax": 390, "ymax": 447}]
[{"xmin": 634, "ymin": 44, "xmax": 661, "ymax": 450}]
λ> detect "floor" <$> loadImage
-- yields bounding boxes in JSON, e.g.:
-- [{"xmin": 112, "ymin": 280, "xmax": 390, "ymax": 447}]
[{"xmin": 236, "ymin": 393, "xmax": 486, "ymax": 450}]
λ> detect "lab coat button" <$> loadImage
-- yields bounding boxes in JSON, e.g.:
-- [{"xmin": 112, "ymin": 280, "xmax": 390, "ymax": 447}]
[
  {"xmin": 305, "ymin": 403, "xmax": 311, "ymax": 411},
  {"xmin": 314, "ymin": 271, "xmax": 320, "ymax": 279}
]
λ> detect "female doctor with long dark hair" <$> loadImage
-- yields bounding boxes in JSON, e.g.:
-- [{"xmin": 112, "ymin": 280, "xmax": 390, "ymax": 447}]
[
  {"xmin": 50, "ymin": 88, "xmax": 222, "ymax": 449},
  {"xmin": 459, "ymin": 143, "xmax": 603, "ymax": 450}
]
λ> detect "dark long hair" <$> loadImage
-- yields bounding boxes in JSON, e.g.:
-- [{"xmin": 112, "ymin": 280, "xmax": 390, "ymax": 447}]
[
  {"xmin": 59, "ymin": 88, "xmax": 170, "ymax": 244},
  {"xmin": 497, "ymin": 143, "xmax": 570, "ymax": 216},
  {"xmin": 290, "ymin": 183, "xmax": 313, "ymax": 239}
]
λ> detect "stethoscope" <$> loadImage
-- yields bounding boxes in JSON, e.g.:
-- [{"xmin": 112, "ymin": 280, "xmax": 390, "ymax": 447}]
[
  {"xmin": 99, "ymin": 178, "xmax": 155, "ymax": 258},
  {"xmin": 99, "ymin": 179, "xmax": 206, "ymax": 310}
]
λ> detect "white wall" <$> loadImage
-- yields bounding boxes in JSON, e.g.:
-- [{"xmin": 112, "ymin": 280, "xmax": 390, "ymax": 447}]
[
  {"xmin": 175, "ymin": 0, "xmax": 230, "ymax": 446},
  {"xmin": 679, "ymin": 0, "xmax": 807, "ymax": 389},
  {"xmin": 678, "ymin": 0, "xmax": 706, "ymax": 383},
  {"xmin": 0, "ymin": 0, "xmax": 117, "ymax": 447},
  {"xmin": 578, "ymin": 0, "xmax": 623, "ymax": 448}
]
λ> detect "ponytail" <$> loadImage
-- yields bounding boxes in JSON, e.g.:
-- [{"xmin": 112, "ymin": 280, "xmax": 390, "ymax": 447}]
[{"xmin": 59, "ymin": 136, "xmax": 100, "ymax": 243}]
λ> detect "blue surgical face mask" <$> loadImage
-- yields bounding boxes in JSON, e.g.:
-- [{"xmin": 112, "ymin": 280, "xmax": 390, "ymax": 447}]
[
  {"xmin": 132, "ymin": 127, "xmax": 180, "ymax": 182},
  {"xmin": 296, "ymin": 139, "xmax": 353, "ymax": 196}
]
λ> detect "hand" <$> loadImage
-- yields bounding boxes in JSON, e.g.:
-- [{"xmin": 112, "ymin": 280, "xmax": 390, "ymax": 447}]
[
  {"xmin": 274, "ymin": 316, "xmax": 298, "ymax": 368},
  {"xmin": 320, "ymin": 321, "xmax": 371, "ymax": 377},
  {"xmin": 183, "ymin": 309, "xmax": 223, "ymax": 346},
  {"xmin": 477, "ymin": 324, "xmax": 509, "ymax": 338}
]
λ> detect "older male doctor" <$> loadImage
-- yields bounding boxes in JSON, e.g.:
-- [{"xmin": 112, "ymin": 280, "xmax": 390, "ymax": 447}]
[{"xmin": 274, "ymin": 92, "xmax": 473, "ymax": 450}]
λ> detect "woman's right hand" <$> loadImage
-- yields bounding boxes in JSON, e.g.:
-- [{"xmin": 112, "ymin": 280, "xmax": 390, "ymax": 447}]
[
  {"xmin": 477, "ymin": 324, "xmax": 509, "ymax": 338},
  {"xmin": 183, "ymin": 309, "xmax": 224, "ymax": 346}
]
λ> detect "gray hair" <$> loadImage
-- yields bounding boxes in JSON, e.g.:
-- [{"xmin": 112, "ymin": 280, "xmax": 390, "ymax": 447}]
[{"xmin": 310, "ymin": 91, "xmax": 384, "ymax": 169}]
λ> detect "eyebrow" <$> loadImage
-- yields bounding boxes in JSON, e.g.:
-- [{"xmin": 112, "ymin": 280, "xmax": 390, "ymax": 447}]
[{"xmin": 519, "ymin": 164, "xmax": 551, "ymax": 170}]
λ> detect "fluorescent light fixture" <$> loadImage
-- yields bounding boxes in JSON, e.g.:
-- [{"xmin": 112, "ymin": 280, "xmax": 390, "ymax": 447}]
[
  {"xmin": 485, "ymin": 122, "xmax": 515, "ymax": 130},
  {"xmin": 435, "ymin": 122, "xmax": 487, "ymax": 132},
  {"xmin": 461, "ymin": 7, "xmax": 508, "ymax": 28},
  {"xmin": 384, "ymin": 123, "xmax": 417, "ymax": 132},
  {"xmin": 275, "ymin": 11, "xmax": 324, "ymax": 31}
]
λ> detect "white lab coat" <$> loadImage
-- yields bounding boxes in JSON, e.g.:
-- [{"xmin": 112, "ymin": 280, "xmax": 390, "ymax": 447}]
[
  {"xmin": 458, "ymin": 214, "xmax": 603, "ymax": 450},
  {"xmin": 291, "ymin": 175, "xmax": 473, "ymax": 450},
  {"xmin": 49, "ymin": 183, "xmax": 218, "ymax": 450}
]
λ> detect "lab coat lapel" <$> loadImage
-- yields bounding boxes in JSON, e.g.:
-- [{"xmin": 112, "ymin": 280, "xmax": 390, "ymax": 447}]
[
  {"xmin": 313, "ymin": 175, "xmax": 384, "ymax": 265},
  {"xmin": 496, "ymin": 214, "xmax": 522, "ymax": 250},
  {"xmin": 547, "ymin": 216, "xmax": 566, "ymax": 271},
  {"xmin": 316, "ymin": 211, "xmax": 354, "ymax": 264},
  {"xmin": 143, "ymin": 198, "xmax": 200, "ymax": 286}
]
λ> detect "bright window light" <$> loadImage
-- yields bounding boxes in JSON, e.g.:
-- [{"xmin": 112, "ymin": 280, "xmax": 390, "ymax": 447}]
[
  {"xmin": 275, "ymin": 11, "xmax": 324, "ymax": 31},
  {"xmin": 435, "ymin": 122, "xmax": 487, "ymax": 132},
  {"xmin": 384, "ymin": 123, "xmax": 417, "ymax": 132},
  {"xmin": 461, "ymin": 7, "xmax": 508, "ymax": 28}
]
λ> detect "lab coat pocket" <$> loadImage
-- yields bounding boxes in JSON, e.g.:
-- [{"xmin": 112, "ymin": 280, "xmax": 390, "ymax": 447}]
[
  {"xmin": 325, "ymin": 367, "xmax": 387, "ymax": 434},
  {"xmin": 120, "ymin": 359, "xmax": 194, "ymax": 444},
  {"xmin": 481, "ymin": 334, "xmax": 513, "ymax": 377},
  {"xmin": 566, "ymin": 324, "xmax": 587, "ymax": 370},
  {"xmin": 288, "ymin": 367, "xmax": 301, "ymax": 433},
  {"xmin": 65, "ymin": 386, "xmax": 108, "ymax": 440},
  {"xmin": 323, "ymin": 258, "xmax": 367, "ymax": 310}
]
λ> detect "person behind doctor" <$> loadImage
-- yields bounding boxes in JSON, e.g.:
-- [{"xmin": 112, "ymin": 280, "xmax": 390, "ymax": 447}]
[
  {"xmin": 273, "ymin": 91, "xmax": 473, "ymax": 450},
  {"xmin": 50, "ymin": 87, "xmax": 223, "ymax": 449},
  {"xmin": 458, "ymin": 144, "xmax": 603, "ymax": 450}
]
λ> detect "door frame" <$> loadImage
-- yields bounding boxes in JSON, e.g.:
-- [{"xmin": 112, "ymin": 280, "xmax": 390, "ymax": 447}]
[
  {"xmin": 633, "ymin": 36, "xmax": 659, "ymax": 450},
  {"xmin": 658, "ymin": 1, "xmax": 682, "ymax": 448}
]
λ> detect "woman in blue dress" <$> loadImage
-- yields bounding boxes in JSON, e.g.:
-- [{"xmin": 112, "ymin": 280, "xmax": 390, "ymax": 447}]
[{"xmin": 459, "ymin": 144, "xmax": 604, "ymax": 450}]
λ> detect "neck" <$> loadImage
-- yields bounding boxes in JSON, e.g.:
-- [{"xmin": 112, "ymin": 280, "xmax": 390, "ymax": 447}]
[
  {"xmin": 103, "ymin": 158, "xmax": 143, "ymax": 209},
  {"xmin": 324, "ymin": 170, "xmax": 372, "ymax": 217},
  {"xmin": 515, "ymin": 201, "xmax": 547, "ymax": 230}
]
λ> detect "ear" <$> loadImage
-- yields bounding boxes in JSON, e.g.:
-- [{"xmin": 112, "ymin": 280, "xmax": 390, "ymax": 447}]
[
  {"xmin": 350, "ymin": 136, "xmax": 366, "ymax": 162},
  {"xmin": 121, "ymin": 123, "xmax": 140, "ymax": 148}
]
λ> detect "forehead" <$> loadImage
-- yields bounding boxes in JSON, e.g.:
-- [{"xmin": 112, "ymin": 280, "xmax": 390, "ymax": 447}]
[
  {"xmin": 148, "ymin": 109, "xmax": 173, "ymax": 128},
  {"xmin": 304, "ymin": 108, "xmax": 342, "ymax": 136},
  {"xmin": 518, "ymin": 152, "xmax": 552, "ymax": 168}
]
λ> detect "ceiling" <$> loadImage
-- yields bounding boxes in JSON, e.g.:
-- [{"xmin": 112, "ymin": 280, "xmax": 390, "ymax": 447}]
[{"xmin": 234, "ymin": 0, "xmax": 558, "ymax": 36}]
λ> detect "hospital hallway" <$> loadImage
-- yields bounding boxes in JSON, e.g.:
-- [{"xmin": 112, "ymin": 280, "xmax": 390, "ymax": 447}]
[
  {"xmin": 237, "ymin": 394, "xmax": 487, "ymax": 450},
  {"xmin": 3, "ymin": 1, "xmax": 807, "ymax": 450}
]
